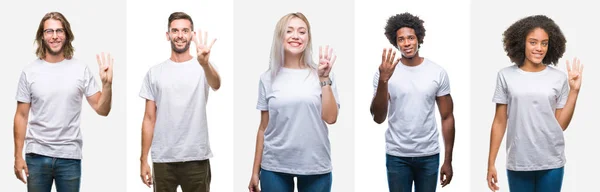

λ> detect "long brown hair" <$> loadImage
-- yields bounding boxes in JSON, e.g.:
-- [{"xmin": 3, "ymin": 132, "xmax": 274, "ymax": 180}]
[{"xmin": 35, "ymin": 12, "xmax": 75, "ymax": 59}]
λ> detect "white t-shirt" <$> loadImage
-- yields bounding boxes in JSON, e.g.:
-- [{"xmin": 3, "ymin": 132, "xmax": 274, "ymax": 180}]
[
  {"xmin": 140, "ymin": 58, "xmax": 213, "ymax": 163},
  {"xmin": 257, "ymin": 68, "xmax": 340, "ymax": 175},
  {"xmin": 373, "ymin": 58, "xmax": 450, "ymax": 157},
  {"xmin": 16, "ymin": 59, "xmax": 99, "ymax": 160},
  {"xmin": 493, "ymin": 65, "xmax": 568, "ymax": 171}
]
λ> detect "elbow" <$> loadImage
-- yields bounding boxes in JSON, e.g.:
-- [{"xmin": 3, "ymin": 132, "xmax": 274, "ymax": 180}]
[
  {"xmin": 373, "ymin": 115, "xmax": 385, "ymax": 124},
  {"xmin": 212, "ymin": 83, "xmax": 221, "ymax": 91},
  {"xmin": 323, "ymin": 115, "xmax": 337, "ymax": 125},
  {"xmin": 96, "ymin": 108, "xmax": 111, "ymax": 116}
]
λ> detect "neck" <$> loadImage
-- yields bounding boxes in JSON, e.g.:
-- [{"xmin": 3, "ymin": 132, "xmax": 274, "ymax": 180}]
[
  {"xmin": 44, "ymin": 53, "xmax": 65, "ymax": 63},
  {"xmin": 284, "ymin": 52, "xmax": 304, "ymax": 69},
  {"xmin": 520, "ymin": 59, "xmax": 546, "ymax": 72},
  {"xmin": 400, "ymin": 52, "xmax": 423, "ymax": 66},
  {"xmin": 170, "ymin": 51, "xmax": 193, "ymax": 63}
]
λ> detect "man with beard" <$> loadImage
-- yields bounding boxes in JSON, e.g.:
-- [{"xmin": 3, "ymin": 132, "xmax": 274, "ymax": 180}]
[
  {"xmin": 138, "ymin": 12, "xmax": 221, "ymax": 192},
  {"xmin": 13, "ymin": 12, "xmax": 113, "ymax": 191},
  {"xmin": 370, "ymin": 13, "xmax": 455, "ymax": 192}
]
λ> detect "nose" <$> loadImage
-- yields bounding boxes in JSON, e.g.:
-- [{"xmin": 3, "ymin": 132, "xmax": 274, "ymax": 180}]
[{"xmin": 292, "ymin": 31, "xmax": 299, "ymax": 39}]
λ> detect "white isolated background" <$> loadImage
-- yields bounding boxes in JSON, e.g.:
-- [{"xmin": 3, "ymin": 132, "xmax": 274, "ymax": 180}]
[
  {"xmin": 233, "ymin": 0, "xmax": 355, "ymax": 191},
  {"xmin": 471, "ymin": 0, "xmax": 599, "ymax": 191},
  {"xmin": 0, "ymin": 0, "xmax": 127, "ymax": 191},
  {"xmin": 126, "ymin": 0, "xmax": 233, "ymax": 191},
  {"xmin": 355, "ymin": 0, "xmax": 471, "ymax": 191}
]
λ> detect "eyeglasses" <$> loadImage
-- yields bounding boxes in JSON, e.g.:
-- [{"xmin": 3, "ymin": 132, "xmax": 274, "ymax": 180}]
[{"xmin": 43, "ymin": 28, "xmax": 65, "ymax": 36}]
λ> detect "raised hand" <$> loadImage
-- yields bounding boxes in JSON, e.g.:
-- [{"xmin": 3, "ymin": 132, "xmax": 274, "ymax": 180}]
[
  {"xmin": 96, "ymin": 52, "xmax": 114, "ymax": 85},
  {"xmin": 566, "ymin": 58, "xmax": 583, "ymax": 91},
  {"xmin": 379, "ymin": 48, "xmax": 400, "ymax": 83},
  {"xmin": 318, "ymin": 45, "xmax": 337, "ymax": 79},
  {"xmin": 193, "ymin": 29, "xmax": 217, "ymax": 67}
]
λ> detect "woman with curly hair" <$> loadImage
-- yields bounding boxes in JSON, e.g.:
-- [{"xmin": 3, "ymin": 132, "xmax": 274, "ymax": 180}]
[
  {"xmin": 371, "ymin": 12, "xmax": 455, "ymax": 192},
  {"xmin": 247, "ymin": 12, "xmax": 339, "ymax": 192},
  {"xmin": 486, "ymin": 15, "xmax": 583, "ymax": 192}
]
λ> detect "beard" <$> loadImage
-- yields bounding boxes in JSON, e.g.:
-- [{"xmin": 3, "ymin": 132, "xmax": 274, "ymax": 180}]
[
  {"xmin": 43, "ymin": 40, "xmax": 64, "ymax": 56},
  {"xmin": 171, "ymin": 38, "xmax": 192, "ymax": 54}
]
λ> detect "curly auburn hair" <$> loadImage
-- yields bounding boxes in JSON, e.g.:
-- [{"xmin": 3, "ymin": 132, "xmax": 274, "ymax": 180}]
[
  {"xmin": 502, "ymin": 15, "xmax": 566, "ymax": 66},
  {"xmin": 384, "ymin": 12, "xmax": 426, "ymax": 48}
]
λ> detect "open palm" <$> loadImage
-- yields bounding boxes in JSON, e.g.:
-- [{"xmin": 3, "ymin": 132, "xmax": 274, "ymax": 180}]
[
  {"xmin": 193, "ymin": 29, "xmax": 216, "ymax": 66},
  {"xmin": 566, "ymin": 58, "xmax": 583, "ymax": 91},
  {"xmin": 96, "ymin": 52, "xmax": 113, "ymax": 85}
]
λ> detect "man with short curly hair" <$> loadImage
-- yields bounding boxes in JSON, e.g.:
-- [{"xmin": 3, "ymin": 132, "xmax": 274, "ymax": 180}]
[{"xmin": 370, "ymin": 12, "xmax": 456, "ymax": 192}]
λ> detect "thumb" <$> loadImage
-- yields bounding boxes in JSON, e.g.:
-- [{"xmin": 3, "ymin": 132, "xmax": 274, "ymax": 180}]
[{"xmin": 24, "ymin": 165, "xmax": 29, "ymax": 177}]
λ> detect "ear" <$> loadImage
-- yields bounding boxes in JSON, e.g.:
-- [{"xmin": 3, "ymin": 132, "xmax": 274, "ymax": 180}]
[{"xmin": 166, "ymin": 32, "xmax": 170, "ymax": 41}]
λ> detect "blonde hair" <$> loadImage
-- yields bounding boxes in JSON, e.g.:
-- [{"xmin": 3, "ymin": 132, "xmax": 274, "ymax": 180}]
[
  {"xmin": 35, "ymin": 12, "xmax": 75, "ymax": 59},
  {"xmin": 269, "ymin": 12, "xmax": 316, "ymax": 78}
]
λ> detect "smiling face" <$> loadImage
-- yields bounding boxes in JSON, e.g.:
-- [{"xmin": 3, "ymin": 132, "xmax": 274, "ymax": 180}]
[
  {"xmin": 396, "ymin": 27, "xmax": 419, "ymax": 58},
  {"xmin": 524, "ymin": 27, "xmax": 549, "ymax": 65},
  {"xmin": 42, "ymin": 19, "xmax": 66, "ymax": 56},
  {"xmin": 167, "ymin": 19, "xmax": 194, "ymax": 54},
  {"xmin": 283, "ymin": 17, "xmax": 308, "ymax": 56}
]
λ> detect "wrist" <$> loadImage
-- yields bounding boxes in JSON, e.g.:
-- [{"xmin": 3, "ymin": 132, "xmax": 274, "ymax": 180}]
[
  {"xmin": 102, "ymin": 82, "xmax": 113, "ymax": 88},
  {"xmin": 320, "ymin": 78, "xmax": 332, "ymax": 87},
  {"xmin": 569, "ymin": 89, "xmax": 580, "ymax": 94}
]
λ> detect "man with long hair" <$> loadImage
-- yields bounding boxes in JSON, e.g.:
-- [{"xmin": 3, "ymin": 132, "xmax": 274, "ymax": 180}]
[{"xmin": 13, "ymin": 12, "xmax": 114, "ymax": 191}]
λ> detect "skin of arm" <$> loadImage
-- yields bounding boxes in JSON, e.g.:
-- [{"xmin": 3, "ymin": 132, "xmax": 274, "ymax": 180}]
[
  {"xmin": 13, "ymin": 102, "xmax": 30, "ymax": 183},
  {"xmin": 487, "ymin": 104, "xmax": 508, "ymax": 191},
  {"xmin": 249, "ymin": 111, "xmax": 269, "ymax": 192},
  {"xmin": 436, "ymin": 94, "xmax": 455, "ymax": 186},
  {"xmin": 202, "ymin": 62, "xmax": 221, "ymax": 90},
  {"xmin": 140, "ymin": 100, "xmax": 156, "ymax": 187},
  {"xmin": 86, "ymin": 83, "xmax": 112, "ymax": 116},
  {"xmin": 320, "ymin": 77, "xmax": 338, "ymax": 124},
  {"xmin": 555, "ymin": 89, "xmax": 579, "ymax": 131},
  {"xmin": 370, "ymin": 79, "xmax": 389, "ymax": 124}
]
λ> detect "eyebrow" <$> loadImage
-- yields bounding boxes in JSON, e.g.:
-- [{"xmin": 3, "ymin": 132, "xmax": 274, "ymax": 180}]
[
  {"xmin": 287, "ymin": 26, "xmax": 306, "ymax": 30},
  {"xmin": 527, "ymin": 38, "xmax": 549, "ymax": 41}
]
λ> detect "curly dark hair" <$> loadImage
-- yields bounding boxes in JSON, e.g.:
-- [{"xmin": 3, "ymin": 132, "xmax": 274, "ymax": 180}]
[
  {"xmin": 502, "ymin": 15, "xmax": 566, "ymax": 66},
  {"xmin": 384, "ymin": 12, "xmax": 426, "ymax": 48}
]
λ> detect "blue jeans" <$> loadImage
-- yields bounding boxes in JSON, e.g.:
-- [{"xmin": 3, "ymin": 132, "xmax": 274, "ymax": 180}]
[
  {"xmin": 507, "ymin": 167, "xmax": 564, "ymax": 192},
  {"xmin": 25, "ymin": 153, "xmax": 81, "ymax": 192},
  {"xmin": 259, "ymin": 168, "xmax": 332, "ymax": 192},
  {"xmin": 386, "ymin": 153, "xmax": 439, "ymax": 192}
]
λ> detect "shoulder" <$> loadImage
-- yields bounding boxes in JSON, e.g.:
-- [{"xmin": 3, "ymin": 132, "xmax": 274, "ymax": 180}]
[
  {"xmin": 21, "ymin": 59, "xmax": 43, "ymax": 72},
  {"xmin": 546, "ymin": 65, "xmax": 567, "ymax": 79},
  {"xmin": 498, "ymin": 65, "xmax": 517, "ymax": 75}
]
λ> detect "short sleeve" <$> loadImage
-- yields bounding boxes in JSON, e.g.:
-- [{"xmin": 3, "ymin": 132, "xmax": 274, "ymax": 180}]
[
  {"xmin": 139, "ymin": 70, "xmax": 155, "ymax": 101},
  {"xmin": 15, "ymin": 72, "xmax": 31, "ymax": 103},
  {"xmin": 84, "ymin": 66, "xmax": 100, "ymax": 97},
  {"xmin": 373, "ymin": 70, "xmax": 380, "ymax": 97},
  {"xmin": 256, "ymin": 78, "xmax": 268, "ymax": 111},
  {"xmin": 330, "ymin": 73, "xmax": 341, "ymax": 109},
  {"xmin": 492, "ymin": 71, "xmax": 508, "ymax": 104},
  {"xmin": 436, "ymin": 69, "xmax": 451, "ymax": 97},
  {"xmin": 556, "ymin": 76, "xmax": 569, "ymax": 109}
]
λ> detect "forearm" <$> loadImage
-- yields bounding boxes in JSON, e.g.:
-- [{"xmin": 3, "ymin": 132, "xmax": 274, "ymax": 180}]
[
  {"xmin": 487, "ymin": 123, "xmax": 506, "ymax": 167},
  {"xmin": 251, "ymin": 129, "xmax": 265, "ymax": 176},
  {"xmin": 441, "ymin": 115, "xmax": 455, "ymax": 162},
  {"xmin": 140, "ymin": 119, "xmax": 155, "ymax": 162},
  {"xmin": 202, "ymin": 63, "xmax": 221, "ymax": 90},
  {"xmin": 557, "ymin": 90, "xmax": 579, "ymax": 130},
  {"xmin": 320, "ymin": 78, "xmax": 338, "ymax": 124},
  {"xmin": 96, "ymin": 84, "xmax": 113, "ymax": 116},
  {"xmin": 370, "ymin": 80, "xmax": 389, "ymax": 123},
  {"xmin": 13, "ymin": 115, "xmax": 27, "ymax": 158}
]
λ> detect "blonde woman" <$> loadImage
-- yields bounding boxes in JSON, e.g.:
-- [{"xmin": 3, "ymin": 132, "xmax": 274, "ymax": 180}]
[{"xmin": 248, "ymin": 12, "xmax": 339, "ymax": 192}]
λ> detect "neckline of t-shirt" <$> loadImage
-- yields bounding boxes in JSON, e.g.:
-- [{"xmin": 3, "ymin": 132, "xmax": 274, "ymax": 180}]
[
  {"xmin": 40, "ymin": 59, "xmax": 68, "ymax": 66},
  {"xmin": 398, "ymin": 58, "xmax": 428, "ymax": 69},
  {"xmin": 515, "ymin": 65, "xmax": 550, "ymax": 75},
  {"xmin": 167, "ymin": 58, "xmax": 196, "ymax": 65},
  {"xmin": 281, "ymin": 67, "xmax": 311, "ymax": 73}
]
